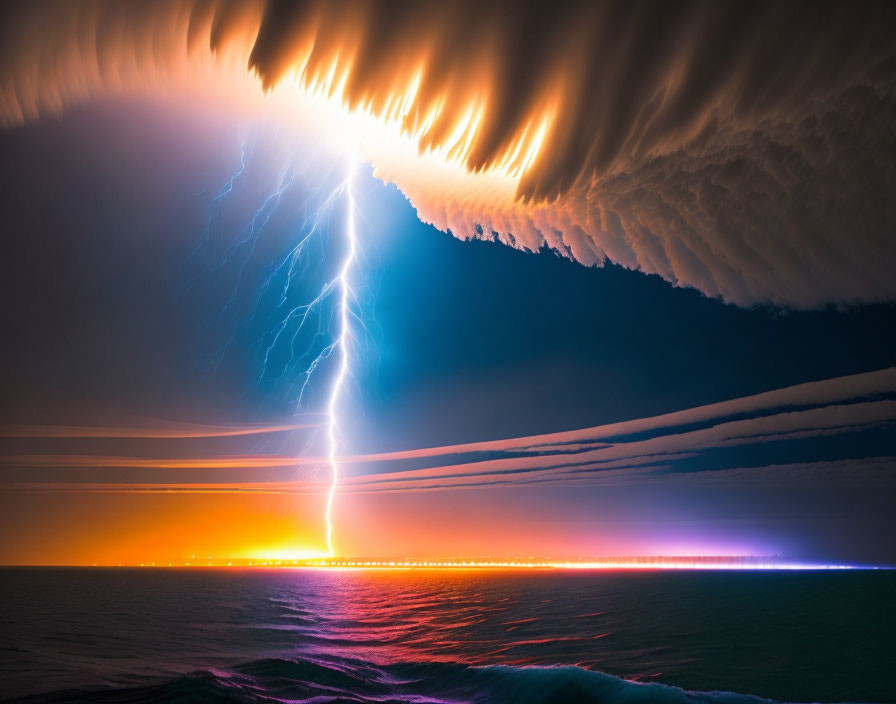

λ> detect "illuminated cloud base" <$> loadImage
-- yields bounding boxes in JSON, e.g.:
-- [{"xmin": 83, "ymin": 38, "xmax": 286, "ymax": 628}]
[{"xmin": 1, "ymin": 0, "xmax": 895, "ymax": 307}]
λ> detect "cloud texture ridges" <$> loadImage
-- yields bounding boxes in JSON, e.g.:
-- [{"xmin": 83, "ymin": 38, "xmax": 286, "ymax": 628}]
[{"xmin": 1, "ymin": 0, "xmax": 895, "ymax": 306}]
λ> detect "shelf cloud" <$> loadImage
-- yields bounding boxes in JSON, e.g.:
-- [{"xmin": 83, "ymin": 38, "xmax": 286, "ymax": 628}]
[{"xmin": 1, "ymin": 0, "xmax": 894, "ymax": 306}]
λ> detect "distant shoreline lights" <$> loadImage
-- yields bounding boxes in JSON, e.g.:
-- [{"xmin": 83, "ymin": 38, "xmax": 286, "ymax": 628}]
[{"xmin": 57, "ymin": 556, "xmax": 883, "ymax": 570}]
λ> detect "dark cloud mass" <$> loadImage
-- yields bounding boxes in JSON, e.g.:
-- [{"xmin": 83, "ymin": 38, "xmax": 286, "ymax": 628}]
[{"xmin": 1, "ymin": 0, "xmax": 894, "ymax": 306}]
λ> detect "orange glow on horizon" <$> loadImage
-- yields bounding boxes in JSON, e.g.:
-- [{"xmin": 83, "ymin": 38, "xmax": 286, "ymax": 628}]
[
  {"xmin": 0, "ymin": 492, "xmax": 332, "ymax": 566},
  {"xmin": 22, "ymin": 558, "xmax": 862, "ymax": 571},
  {"xmin": 4, "ymin": 371, "xmax": 893, "ymax": 565}
]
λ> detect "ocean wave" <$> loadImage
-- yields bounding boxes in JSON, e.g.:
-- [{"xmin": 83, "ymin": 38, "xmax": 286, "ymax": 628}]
[{"xmin": 7, "ymin": 656, "xmax": 846, "ymax": 704}]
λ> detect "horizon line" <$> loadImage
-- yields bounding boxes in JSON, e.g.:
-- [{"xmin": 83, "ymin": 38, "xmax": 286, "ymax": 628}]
[{"xmin": 2, "ymin": 557, "xmax": 889, "ymax": 570}]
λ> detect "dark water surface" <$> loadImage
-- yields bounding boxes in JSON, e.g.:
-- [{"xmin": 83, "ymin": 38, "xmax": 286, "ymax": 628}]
[{"xmin": 0, "ymin": 568, "xmax": 893, "ymax": 703}]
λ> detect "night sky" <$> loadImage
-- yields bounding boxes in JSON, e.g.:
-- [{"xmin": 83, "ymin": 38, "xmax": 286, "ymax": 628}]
[{"xmin": 1, "ymin": 97, "xmax": 893, "ymax": 565}]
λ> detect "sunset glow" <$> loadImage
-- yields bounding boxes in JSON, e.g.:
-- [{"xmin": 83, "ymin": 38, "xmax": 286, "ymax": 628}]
[{"xmin": 81, "ymin": 557, "xmax": 865, "ymax": 571}]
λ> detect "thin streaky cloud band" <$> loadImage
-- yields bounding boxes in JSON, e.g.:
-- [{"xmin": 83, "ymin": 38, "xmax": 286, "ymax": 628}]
[
  {"xmin": 0, "ymin": 423, "xmax": 318, "ymax": 439},
  {"xmin": 3, "ymin": 368, "xmax": 893, "ymax": 494}
]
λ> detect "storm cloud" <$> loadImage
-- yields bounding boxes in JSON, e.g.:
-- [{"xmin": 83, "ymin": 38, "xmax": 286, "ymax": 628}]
[{"xmin": 1, "ymin": 0, "xmax": 894, "ymax": 306}]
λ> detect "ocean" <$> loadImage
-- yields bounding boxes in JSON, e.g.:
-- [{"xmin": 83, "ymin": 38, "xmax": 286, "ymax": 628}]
[{"xmin": 0, "ymin": 568, "xmax": 893, "ymax": 703}]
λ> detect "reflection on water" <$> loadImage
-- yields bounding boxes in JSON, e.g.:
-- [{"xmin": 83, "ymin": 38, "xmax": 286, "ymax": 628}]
[{"xmin": 0, "ymin": 569, "xmax": 893, "ymax": 702}]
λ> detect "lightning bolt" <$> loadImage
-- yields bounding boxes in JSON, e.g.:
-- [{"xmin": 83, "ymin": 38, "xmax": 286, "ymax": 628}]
[
  {"xmin": 189, "ymin": 138, "xmax": 247, "ymax": 260},
  {"xmin": 193, "ymin": 142, "xmax": 362, "ymax": 556},
  {"xmin": 325, "ymin": 158, "xmax": 356, "ymax": 556}
]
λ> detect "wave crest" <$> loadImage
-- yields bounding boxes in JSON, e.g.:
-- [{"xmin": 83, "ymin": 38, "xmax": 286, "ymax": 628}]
[{"xmin": 12, "ymin": 656, "xmax": 824, "ymax": 704}]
